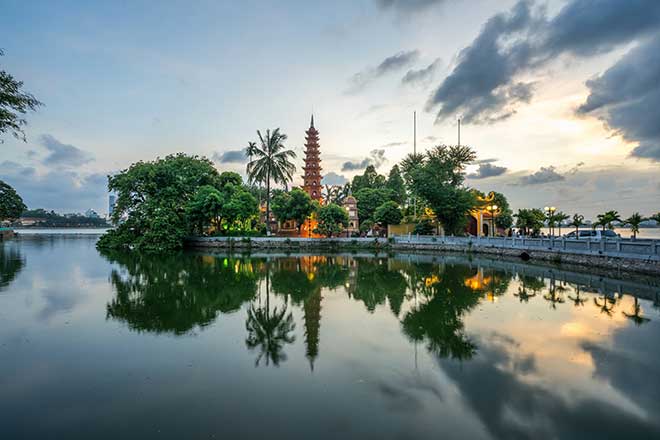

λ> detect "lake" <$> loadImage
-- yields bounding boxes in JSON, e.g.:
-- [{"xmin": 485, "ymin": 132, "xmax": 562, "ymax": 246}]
[{"xmin": 2, "ymin": 236, "xmax": 659, "ymax": 439}]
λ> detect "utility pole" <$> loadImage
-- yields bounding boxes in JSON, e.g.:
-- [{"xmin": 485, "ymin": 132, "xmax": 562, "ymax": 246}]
[
  {"xmin": 413, "ymin": 111, "xmax": 417, "ymax": 218},
  {"xmin": 458, "ymin": 117, "xmax": 461, "ymax": 146}
]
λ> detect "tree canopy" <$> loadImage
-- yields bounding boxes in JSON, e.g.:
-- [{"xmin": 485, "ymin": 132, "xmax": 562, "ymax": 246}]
[
  {"xmin": 514, "ymin": 208, "xmax": 545, "ymax": 236},
  {"xmin": 314, "ymin": 203, "xmax": 349, "ymax": 237},
  {"xmin": 97, "ymin": 154, "xmax": 224, "ymax": 251},
  {"xmin": 271, "ymin": 188, "xmax": 316, "ymax": 232},
  {"xmin": 0, "ymin": 50, "xmax": 42, "ymax": 142},
  {"xmin": 374, "ymin": 201, "xmax": 403, "ymax": 228},
  {"xmin": 0, "ymin": 180, "xmax": 26, "ymax": 221},
  {"xmin": 401, "ymin": 145, "xmax": 477, "ymax": 235}
]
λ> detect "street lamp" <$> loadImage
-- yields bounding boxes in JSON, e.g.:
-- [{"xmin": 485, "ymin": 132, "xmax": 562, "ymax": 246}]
[
  {"xmin": 544, "ymin": 206, "xmax": 557, "ymax": 237},
  {"xmin": 486, "ymin": 204, "xmax": 499, "ymax": 237}
]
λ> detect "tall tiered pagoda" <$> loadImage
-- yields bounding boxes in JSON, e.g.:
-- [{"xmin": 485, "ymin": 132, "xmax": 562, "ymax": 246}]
[{"xmin": 302, "ymin": 115, "xmax": 323, "ymax": 201}]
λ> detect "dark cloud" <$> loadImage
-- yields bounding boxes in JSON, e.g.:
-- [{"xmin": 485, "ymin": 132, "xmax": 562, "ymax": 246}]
[
  {"xmin": 468, "ymin": 162, "xmax": 508, "ymax": 179},
  {"xmin": 321, "ymin": 172, "xmax": 348, "ymax": 186},
  {"xmin": 348, "ymin": 50, "xmax": 419, "ymax": 93},
  {"xmin": 40, "ymin": 134, "xmax": 94, "ymax": 167},
  {"xmin": 341, "ymin": 149, "xmax": 387, "ymax": 171},
  {"xmin": 402, "ymin": 58, "xmax": 441, "ymax": 86},
  {"xmin": 212, "ymin": 149, "xmax": 247, "ymax": 163},
  {"xmin": 0, "ymin": 160, "xmax": 108, "ymax": 213},
  {"xmin": 577, "ymin": 35, "xmax": 660, "ymax": 161},
  {"xmin": 375, "ymin": 0, "xmax": 448, "ymax": 14},
  {"xmin": 519, "ymin": 166, "xmax": 564, "ymax": 185},
  {"xmin": 427, "ymin": 0, "xmax": 660, "ymax": 124}
]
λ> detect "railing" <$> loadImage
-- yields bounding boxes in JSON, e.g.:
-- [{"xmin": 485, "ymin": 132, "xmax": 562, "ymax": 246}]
[{"xmin": 392, "ymin": 234, "xmax": 660, "ymax": 261}]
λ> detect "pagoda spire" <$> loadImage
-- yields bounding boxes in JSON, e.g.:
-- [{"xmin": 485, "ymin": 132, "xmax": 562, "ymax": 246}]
[{"xmin": 302, "ymin": 115, "xmax": 322, "ymax": 201}]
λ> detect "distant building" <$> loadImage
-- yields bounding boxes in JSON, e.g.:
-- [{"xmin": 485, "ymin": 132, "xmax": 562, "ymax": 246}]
[
  {"xmin": 108, "ymin": 195, "xmax": 116, "ymax": 217},
  {"xmin": 85, "ymin": 209, "xmax": 100, "ymax": 219}
]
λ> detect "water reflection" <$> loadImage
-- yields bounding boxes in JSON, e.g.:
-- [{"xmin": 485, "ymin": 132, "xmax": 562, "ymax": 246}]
[
  {"xmin": 0, "ymin": 242, "xmax": 24, "ymax": 292},
  {"xmin": 102, "ymin": 251, "xmax": 260, "ymax": 334},
  {"xmin": 4, "ymin": 241, "xmax": 660, "ymax": 439}
]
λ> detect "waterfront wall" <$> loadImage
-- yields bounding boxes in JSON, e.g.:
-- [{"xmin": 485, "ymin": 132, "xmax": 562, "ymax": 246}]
[{"xmin": 186, "ymin": 235, "xmax": 660, "ymax": 276}]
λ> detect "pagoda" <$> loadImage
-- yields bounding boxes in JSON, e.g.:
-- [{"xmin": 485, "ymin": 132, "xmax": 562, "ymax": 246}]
[{"xmin": 302, "ymin": 115, "xmax": 323, "ymax": 201}]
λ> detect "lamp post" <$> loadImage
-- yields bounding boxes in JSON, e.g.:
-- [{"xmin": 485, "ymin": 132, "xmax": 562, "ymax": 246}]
[
  {"xmin": 486, "ymin": 204, "xmax": 499, "ymax": 237},
  {"xmin": 544, "ymin": 206, "xmax": 557, "ymax": 237}
]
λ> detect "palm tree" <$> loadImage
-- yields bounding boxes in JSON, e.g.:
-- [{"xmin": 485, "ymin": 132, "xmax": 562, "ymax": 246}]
[
  {"xmin": 596, "ymin": 210, "xmax": 621, "ymax": 231},
  {"xmin": 568, "ymin": 284, "xmax": 588, "ymax": 307},
  {"xmin": 245, "ymin": 264, "xmax": 296, "ymax": 366},
  {"xmin": 554, "ymin": 211, "xmax": 570, "ymax": 236},
  {"xmin": 246, "ymin": 129, "xmax": 296, "ymax": 235},
  {"xmin": 594, "ymin": 293, "xmax": 618, "ymax": 317},
  {"xmin": 569, "ymin": 214, "xmax": 584, "ymax": 236},
  {"xmin": 623, "ymin": 212, "xmax": 645, "ymax": 239},
  {"xmin": 650, "ymin": 212, "xmax": 660, "ymax": 225}
]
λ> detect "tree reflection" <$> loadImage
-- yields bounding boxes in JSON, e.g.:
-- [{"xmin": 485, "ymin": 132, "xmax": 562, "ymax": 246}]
[
  {"xmin": 543, "ymin": 276, "xmax": 566, "ymax": 309},
  {"xmin": 568, "ymin": 284, "xmax": 588, "ymax": 307},
  {"xmin": 402, "ymin": 265, "xmax": 482, "ymax": 361},
  {"xmin": 350, "ymin": 258, "xmax": 407, "ymax": 316},
  {"xmin": 622, "ymin": 296, "xmax": 650, "ymax": 326},
  {"xmin": 245, "ymin": 264, "xmax": 296, "ymax": 367},
  {"xmin": 102, "ymin": 251, "xmax": 259, "ymax": 334},
  {"xmin": 594, "ymin": 292, "xmax": 618, "ymax": 317},
  {"xmin": 0, "ymin": 244, "xmax": 24, "ymax": 292}
]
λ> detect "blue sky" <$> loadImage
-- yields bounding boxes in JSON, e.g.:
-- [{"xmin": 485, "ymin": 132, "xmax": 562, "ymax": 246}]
[{"xmin": 1, "ymin": 0, "xmax": 659, "ymax": 218}]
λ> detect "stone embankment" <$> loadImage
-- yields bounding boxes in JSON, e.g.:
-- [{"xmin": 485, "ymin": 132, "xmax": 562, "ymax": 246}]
[{"xmin": 185, "ymin": 235, "xmax": 660, "ymax": 276}]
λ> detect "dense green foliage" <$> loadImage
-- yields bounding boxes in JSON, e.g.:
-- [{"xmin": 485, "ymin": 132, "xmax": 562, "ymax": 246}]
[
  {"xmin": 97, "ymin": 154, "xmax": 224, "ymax": 251},
  {"xmin": 351, "ymin": 165, "xmax": 386, "ymax": 194},
  {"xmin": 314, "ymin": 203, "xmax": 349, "ymax": 237},
  {"xmin": 186, "ymin": 176, "xmax": 258, "ymax": 234},
  {"xmin": 374, "ymin": 201, "xmax": 402, "ymax": 228},
  {"xmin": 271, "ymin": 188, "xmax": 316, "ymax": 232},
  {"xmin": 385, "ymin": 165, "xmax": 406, "ymax": 205},
  {"xmin": 0, "ymin": 50, "xmax": 42, "ymax": 142},
  {"xmin": 246, "ymin": 129, "xmax": 296, "ymax": 234},
  {"xmin": 401, "ymin": 145, "xmax": 477, "ymax": 235},
  {"xmin": 0, "ymin": 180, "xmax": 26, "ymax": 221},
  {"xmin": 514, "ymin": 208, "xmax": 545, "ymax": 236},
  {"xmin": 355, "ymin": 187, "xmax": 390, "ymax": 224}
]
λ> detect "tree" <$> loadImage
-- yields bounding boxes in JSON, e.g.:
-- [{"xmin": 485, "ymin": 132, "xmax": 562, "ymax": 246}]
[
  {"xmin": 186, "ymin": 185, "xmax": 224, "ymax": 233},
  {"xmin": 514, "ymin": 208, "xmax": 545, "ymax": 236},
  {"xmin": 351, "ymin": 165, "xmax": 386, "ymax": 194},
  {"xmin": 0, "ymin": 180, "xmax": 26, "ymax": 221},
  {"xmin": 374, "ymin": 201, "xmax": 402, "ymax": 230},
  {"xmin": 355, "ymin": 187, "xmax": 390, "ymax": 224},
  {"xmin": 400, "ymin": 145, "xmax": 477, "ymax": 235},
  {"xmin": 386, "ymin": 165, "xmax": 406, "ymax": 205},
  {"xmin": 246, "ymin": 129, "xmax": 296, "ymax": 235},
  {"xmin": 1, "ymin": 50, "xmax": 42, "ymax": 142},
  {"xmin": 271, "ymin": 188, "xmax": 315, "ymax": 233},
  {"xmin": 624, "ymin": 212, "xmax": 645, "ymax": 239},
  {"xmin": 553, "ymin": 211, "xmax": 570, "ymax": 236},
  {"xmin": 97, "ymin": 154, "xmax": 221, "ymax": 251},
  {"xmin": 650, "ymin": 212, "xmax": 660, "ymax": 225},
  {"xmin": 596, "ymin": 210, "xmax": 621, "ymax": 231},
  {"xmin": 314, "ymin": 203, "xmax": 348, "ymax": 237},
  {"xmin": 569, "ymin": 214, "xmax": 585, "ymax": 235},
  {"xmin": 491, "ymin": 192, "xmax": 513, "ymax": 229}
]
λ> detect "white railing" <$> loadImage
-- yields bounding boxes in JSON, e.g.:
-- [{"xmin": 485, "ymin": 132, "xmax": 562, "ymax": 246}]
[{"xmin": 392, "ymin": 234, "xmax": 660, "ymax": 261}]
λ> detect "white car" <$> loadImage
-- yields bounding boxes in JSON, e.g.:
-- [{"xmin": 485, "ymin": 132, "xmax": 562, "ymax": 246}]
[{"xmin": 564, "ymin": 229, "xmax": 621, "ymax": 240}]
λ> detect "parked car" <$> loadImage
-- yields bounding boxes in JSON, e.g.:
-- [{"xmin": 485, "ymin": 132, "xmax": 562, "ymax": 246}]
[{"xmin": 564, "ymin": 229, "xmax": 621, "ymax": 240}]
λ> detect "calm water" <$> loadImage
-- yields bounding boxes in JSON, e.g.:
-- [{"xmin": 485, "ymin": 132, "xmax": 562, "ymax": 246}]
[{"xmin": 2, "ymin": 237, "xmax": 660, "ymax": 439}]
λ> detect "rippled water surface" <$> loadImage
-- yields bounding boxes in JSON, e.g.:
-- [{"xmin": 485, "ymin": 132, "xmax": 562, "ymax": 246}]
[{"xmin": 1, "ymin": 236, "xmax": 659, "ymax": 439}]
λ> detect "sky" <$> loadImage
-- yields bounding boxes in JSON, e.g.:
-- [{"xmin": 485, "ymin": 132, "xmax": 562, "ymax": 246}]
[{"xmin": 1, "ymin": 0, "xmax": 659, "ymax": 219}]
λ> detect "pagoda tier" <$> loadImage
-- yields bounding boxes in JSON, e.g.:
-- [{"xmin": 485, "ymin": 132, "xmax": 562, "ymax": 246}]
[{"xmin": 302, "ymin": 115, "xmax": 323, "ymax": 201}]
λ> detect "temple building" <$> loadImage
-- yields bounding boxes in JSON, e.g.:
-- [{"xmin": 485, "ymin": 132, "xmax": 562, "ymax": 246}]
[{"xmin": 302, "ymin": 115, "xmax": 323, "ymax": 201}]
